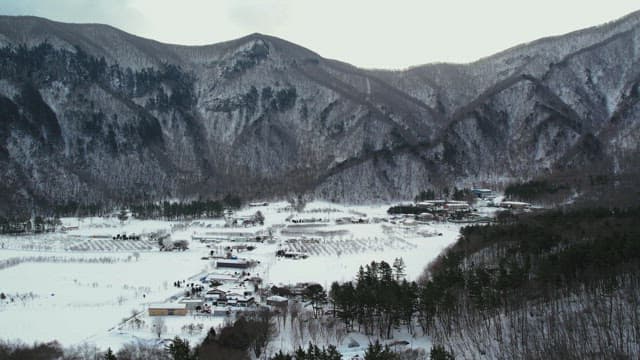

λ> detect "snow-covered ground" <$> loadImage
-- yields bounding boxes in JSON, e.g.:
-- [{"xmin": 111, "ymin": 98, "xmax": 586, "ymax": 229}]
[{"xmin": 0, "ymin": 201, "xmax": 466, "ymax": 353}]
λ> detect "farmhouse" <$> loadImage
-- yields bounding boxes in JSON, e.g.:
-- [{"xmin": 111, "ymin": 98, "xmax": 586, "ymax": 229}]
[
  {"xmin": 148, "ymin": 303, "xmax": 187, "ymax": 316},
  {"xmin": 216, "ymin": 258, "xmax": 250, "ymax": 269},
  {"xmin": 226, "ymin": 293, "xmax": 255, "ymax": 307}
]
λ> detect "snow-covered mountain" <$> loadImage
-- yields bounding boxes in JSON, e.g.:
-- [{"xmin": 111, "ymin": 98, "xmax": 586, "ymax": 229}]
[{"xmin": 1, "ymin": 12, "xmax": 639, "ymax": 212}]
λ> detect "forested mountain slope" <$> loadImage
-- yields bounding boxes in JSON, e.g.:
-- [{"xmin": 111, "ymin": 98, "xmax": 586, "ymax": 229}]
[
  {"xmin": 418, "ymin": 208, "xmax": 640, "ymax": 359},
  {"xmin": 1, "ymin": 12, "xmax": 640, "ymax": 214}
]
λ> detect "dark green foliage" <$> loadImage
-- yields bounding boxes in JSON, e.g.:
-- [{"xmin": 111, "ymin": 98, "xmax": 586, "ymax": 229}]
[
  {"xmin": 196, "ymin": 311, "xmax": 275, "ymax": 360},
  {"xmin": 305, "ymin": 284, "xmax": 327, "ymax": 318},
  {"xmin": 223, "ymin": 194, "xmax": 243, "ymax": 210},
  {"xmin": 202, "ymin": 327, "xmax": 216, "ymax": 346},
  {"xmin": 429, "ymin": 345, "xmax": 454, "ymax": 360},
  {"xmin": 364, "ymin": 340, "xmax": 398, "ymax": 360},
  {"xmin": 330, "ymin": 260, "xmax": 418, "ymax": 338},
  {"xmin": 387, "ymin": 206, "xmax": 423, "ymax": 215},
  {"xmin": 451, "ymin": 187, "xmax": 473, "ymax": 201},
  {"xmin": 426, "ymin": 207, "xmax": 640, "ymax": 314},
  {"xmin": 165, "ymin": 337, "xmax": 192, "ymax": 360},
  {"xmin": 130, "ymin": 197, "xmax": 239, "ymax": 220},
  {"xmin": 273, "ymin": 87, "xmax": 297, "ymax": 111},
  {"xmin": 270, "ymin": 350, "xmax": 293, "ymax": 360},
  {"xmin": 14, "ymin": 83, "xmax": 62, "ymax": 146},
  {"xmin": 414, "ymin": 189, "xmax": 436, "ymax": 202},
  {"xmin": 104, "ymin": 347, "xmax": 117, "ymax": 360},
  {"xmin": 504, "ymin": 180, "xmax": 569, "ymax": 201},
  {"xmin": 0, "ymin": 43, "xmax": 194, "ymax": 110},
  {"xmin": 288, "ymin": 343, "xmax": 342, "ymax": 360},
  {"xmin": 38, "ymin": 195, "xmax": 239, "ymax": 222}
]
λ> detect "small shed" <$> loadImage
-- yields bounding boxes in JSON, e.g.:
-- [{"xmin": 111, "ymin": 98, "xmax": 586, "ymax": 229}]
[{"xmin": 148, "ymin": 303, "xmax": 187, "ymax": 316}]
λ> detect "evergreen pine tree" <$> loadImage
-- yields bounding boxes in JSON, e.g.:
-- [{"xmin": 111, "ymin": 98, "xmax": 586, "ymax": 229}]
[
  {"xmin": 166, "ymin": 336, "xmax": 191, "ymax": 360},
  {"xmin": 104, "ymin": 347, "xmax": 117, "ymax": 360},
  {"xmin": 430, "ymin": 344, "xmax": 455, "ymax": 360}
]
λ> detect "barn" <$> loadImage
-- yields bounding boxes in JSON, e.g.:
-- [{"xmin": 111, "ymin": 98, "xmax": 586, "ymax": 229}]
[
  {"xmin": 216, "ymin": 259, "xmax": 250, "ymax": 269},
  {"xmin": 148, "ymin": 303, "xmax": 188, "ymax": 316}
]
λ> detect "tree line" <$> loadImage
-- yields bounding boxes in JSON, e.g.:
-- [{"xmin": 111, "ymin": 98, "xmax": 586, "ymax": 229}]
[
  {"xmin": 130, "ymin": 195, "xmax": 241, "ymax": 220},
  {"xmin": 414, "ymin": 187, "xmax": 475, "ymax": 202},
  {"xmin": 329, "ymin": 258, "xmax": 417, "ymax": 338}
]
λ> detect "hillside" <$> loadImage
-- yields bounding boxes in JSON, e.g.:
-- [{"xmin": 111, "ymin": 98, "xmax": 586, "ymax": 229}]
[
  {"xmin": 1, "ymin": 13, "xmax": 640, "ymax": 214},
  {"xmin": 417, "ymin": 208, "xmax": 640, "ymax": 359}
]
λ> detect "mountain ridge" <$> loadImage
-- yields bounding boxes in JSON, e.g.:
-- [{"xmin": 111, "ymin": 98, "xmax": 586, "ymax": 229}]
[{"xmin": 0, "ymin": 12, "xmax": 639, "ymax": 214}]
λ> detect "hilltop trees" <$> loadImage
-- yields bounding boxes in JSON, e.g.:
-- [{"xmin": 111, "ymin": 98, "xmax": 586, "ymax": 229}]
[{"xmin": 329, "ymin": 259, "xmax": 417, "ymax": 338}]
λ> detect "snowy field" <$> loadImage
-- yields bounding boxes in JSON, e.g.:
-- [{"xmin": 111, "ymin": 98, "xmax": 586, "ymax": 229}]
[{"xmin": 0, "ymin": 201, "xmax": 465, "ymax": 353}]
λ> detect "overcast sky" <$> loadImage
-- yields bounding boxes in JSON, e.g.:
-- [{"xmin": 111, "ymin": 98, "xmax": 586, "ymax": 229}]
[{"xmin": 1, "ymin": 0, "xmax": 639, "ymax": 69}]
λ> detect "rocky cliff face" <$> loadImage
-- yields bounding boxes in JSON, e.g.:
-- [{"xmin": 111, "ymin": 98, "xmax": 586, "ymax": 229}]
[{"xmin": 0, "ymin": 13, "xmax": 639, "ymax": 212}]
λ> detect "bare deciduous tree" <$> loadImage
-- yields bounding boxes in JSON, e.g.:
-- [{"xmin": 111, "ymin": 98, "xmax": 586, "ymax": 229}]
[{"xmin": 152, "ymin": 316, "xmax": 166, "ymax": 339}]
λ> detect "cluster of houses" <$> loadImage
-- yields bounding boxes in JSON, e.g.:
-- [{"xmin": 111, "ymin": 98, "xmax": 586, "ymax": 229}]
[
  {"xmin": 147, "ymin": 246, "xmax": 266, "ymax": 317},
  {"xmin": 415, "ymin": 200, "xmax": 473, "ymax": 215},
  {"xmin": 389, "ymin": 188, "xmax": 532, "ymax": 223},
  {"xmin": 148, "ymin": 268, "xmax": 261, "ymax": 317},
  {"xmin": 147, "ymin": 268, "xmax": 325, "ymax": 318}
]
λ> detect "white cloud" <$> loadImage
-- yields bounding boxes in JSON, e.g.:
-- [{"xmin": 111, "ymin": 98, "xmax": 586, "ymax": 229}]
[
  {"xmin": 228, "ymin": 0, "xmax": 288, "ymax": 34},
  {"xmin": 1, "ymin": 0, "xmax": 639, "ymax": 68}
]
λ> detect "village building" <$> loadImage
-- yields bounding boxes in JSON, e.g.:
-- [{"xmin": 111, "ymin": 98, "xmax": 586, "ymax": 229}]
[
  {"xmin": 216, "ymin": 258, "xmax": 250, "ymax": 269},
  {"xmin": 148, "ymin": 303, "xmax": 188, "ymax": 316},
  {"xmin": 472, "ymin": 188, "xmax": 496, "ymax": 199},
  {"xmin": 499, "ymin": 201, "xmax": 532, "ymax": 209},
  {"xmin": 179, "ymin": 298, "xmax": 204, "ymax": 311}
]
